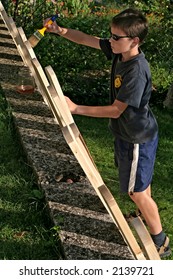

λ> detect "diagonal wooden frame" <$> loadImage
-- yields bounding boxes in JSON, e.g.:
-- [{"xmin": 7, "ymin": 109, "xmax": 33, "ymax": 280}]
[
  {"xmin": 0, "ymin": 2, "xmax": 28, "ymax": 65},
  {"xmin": 44, "ymin": 65, "xmax": 160, "ymax": 260},
  {"xmin": 0, "ymin": 2, "xmax": 47, "ymax": 102},
  {"xmin": 31, "ymin": 57, "xmax": 146, "ymax": 260}
]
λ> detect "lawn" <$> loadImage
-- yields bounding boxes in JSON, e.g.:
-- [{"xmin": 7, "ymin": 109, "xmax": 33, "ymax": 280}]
[{"xmin": 0, "ymin": 90, "xmax": 61, "ymax": 260}]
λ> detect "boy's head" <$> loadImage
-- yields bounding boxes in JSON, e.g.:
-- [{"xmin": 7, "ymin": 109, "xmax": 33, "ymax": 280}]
[{"xmin": 112, "ymin": 8, "xmax": 148, "ymax": 44}]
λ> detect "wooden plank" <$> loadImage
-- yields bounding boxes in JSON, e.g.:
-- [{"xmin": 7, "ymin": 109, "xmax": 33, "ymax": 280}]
[
  {"xmin": 31, "ymin": 58, "xmax": 63, "ymax": 123},
  {"xmin": 0, "ymin": 2, "xmax": 16, "ymax": 38},
  {"xmin": 45, "ymin": 66, "xmax": 74, "ymax": 124},
  {"xmin": 44, "ymin": 66, "xmax": 161, "ymax": 260},
  {"xmin": 45, "ymin": 68, "xmax": 107, "ymax": 185},
  {"xmin": 23, "ymin": 41, "xmax": 47, "ymax": 87},
  {"xmin": 45, "ymin": 66, "xmax": 99, "ymax": 168},
  {"xmin": 49, "ymin": 103, "xmax": 145, "ymax": 259},
  {"xmin": 8, "ymin": 20, "xmax": 28, "ymax": 65},
  {"xmin": 0, "ymin": 4, "xmax": 23, "ymax": 56},
  {"xmin": 0, "ymin": 1, "xmax": 3, "ymax": 11},
  {"xmin": 32, "ymin": 59, "xmax": 101, "ymax": 186},
  {"xmin": 0, "ymin": 3, "xmax": 43, "ymax": 98},
  {"xmin": 31, "ymin": 60, "xmax": 146, "ymax": 259},
  {"xmin": 13, "ymin": 25, "xmax": 28, "ymax": 65},
  {"xmin": 129, "ymin": 216, "xmax": 160, "ymax": 259},
  {"xmin": 0, "ymin": 4, "xmax": 30, "ymax": 67},
  {"xmin": 98, "ymin": 185, "xmax": 145, "ymax": 260},
  {"xmin": 33, "ymin": 59, "xmax": 104, "ymax": 187},
  {"xmin": 16, "ymin": 40, "xmax": 49, "ymax": 107}
]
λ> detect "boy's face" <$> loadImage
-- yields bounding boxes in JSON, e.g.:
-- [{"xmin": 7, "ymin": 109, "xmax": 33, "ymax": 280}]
[{"xmin": 109, "ymin": 25, "xmax": 138, "ymax": 54}]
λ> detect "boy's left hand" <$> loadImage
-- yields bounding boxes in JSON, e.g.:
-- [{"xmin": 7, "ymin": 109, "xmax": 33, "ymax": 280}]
[{"xmin": 65, "ymin": 96, "xmax": 77, "ymax": 114}]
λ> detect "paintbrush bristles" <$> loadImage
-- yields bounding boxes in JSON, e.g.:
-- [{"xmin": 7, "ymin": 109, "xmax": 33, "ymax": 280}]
[
  {"xmin": 28, "ymin": 14, "xmax": 59, "ymax": 48},
  {"xmin": 28, "ymin": 34, "xmax": 40, "ymax": 48}
]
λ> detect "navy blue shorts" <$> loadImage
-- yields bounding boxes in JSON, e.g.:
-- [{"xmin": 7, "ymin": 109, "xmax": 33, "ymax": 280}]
[{"xmin": 114, "ymin": 134, "xmax": 158, "ymax": 193}]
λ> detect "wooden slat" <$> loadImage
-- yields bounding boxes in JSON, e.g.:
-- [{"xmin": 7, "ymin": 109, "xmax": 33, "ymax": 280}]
[
  {"xmin": 15, "ymin": 37, "xmax": 49, "ymax": 106},
  {"xmin": 13, "ymin": 25, "xmax": 29, "ymax": 65},
  {"xmin": 98, "ymin": 185, "xmax": 145, "ymax": 260},
  {"xmin": 31, "ymin": 58, "xmax": 146, "ymax": 259},
  {"xmin": 44, "ymin": 65, "xmax": 161, "ymax": 260},
  {"xmin": 0, "ymin": 2, "xmax": 45, "ymax": 101},
  {"xmin": 32, "ymin": 59, "xmax": 104, "ymax": 187},
  {"xmin": 31, "ymin": 58, "xmax": 63, "ymax": 123},
  {"xmin": 45, "ymin": 66, "xmax": 74, "ymax": 124},
  {"xmin": 129, "ymin": 216, "xmax": 160, "ymax": 259},
  {"xmin": 0, "ymin": 4, "xmax": 26, "ymax": 62},
  {"xmin": 45, "ymin": 66, "xmax": 99, "ymax": 168},
  {"xmin": 0, "ymin": 2, "xmax": 16, "ymax": 38},
  {"xmin": 23, "ymin": 41, "xmax": 48, "ymax": 96}
]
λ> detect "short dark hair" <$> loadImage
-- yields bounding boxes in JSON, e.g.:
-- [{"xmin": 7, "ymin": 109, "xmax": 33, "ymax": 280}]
[{"xmin": 112, "ymin": 8, "xmax": 148, "ymax": 43}]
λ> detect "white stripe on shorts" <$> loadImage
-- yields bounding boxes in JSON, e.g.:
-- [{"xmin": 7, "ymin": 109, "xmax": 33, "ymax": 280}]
[{"xmin": 128, "ymin": 143, "xmax": 139, "ymax": 194}]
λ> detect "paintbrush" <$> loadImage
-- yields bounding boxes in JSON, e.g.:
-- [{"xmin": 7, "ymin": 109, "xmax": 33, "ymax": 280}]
[{"xmin": 28, "ymin": 14, "xmax": 59, "ymax": 48}]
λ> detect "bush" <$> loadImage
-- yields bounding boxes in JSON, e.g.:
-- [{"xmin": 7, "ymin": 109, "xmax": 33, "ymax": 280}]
[
  {"xmin": 143, "ymin": 10, "xmax": 173, "ymax": 105},
  {"xmin": 5, "ymin": 0, "xmax": 173, "ymax": 106}
]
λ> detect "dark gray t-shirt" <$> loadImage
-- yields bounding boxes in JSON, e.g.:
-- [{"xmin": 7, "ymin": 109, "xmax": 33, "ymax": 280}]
[{"xmin": 100, "ymin": 39, "xmax": 158, "ymax": 143}]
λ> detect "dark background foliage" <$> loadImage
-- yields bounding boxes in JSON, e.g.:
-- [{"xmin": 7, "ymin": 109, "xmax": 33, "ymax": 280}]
[{"xmin": 4, "ymin": 0, "xmax": 173, "ymax": 106}]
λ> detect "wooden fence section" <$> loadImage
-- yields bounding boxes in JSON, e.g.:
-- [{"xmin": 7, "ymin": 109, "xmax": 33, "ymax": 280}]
[{"xmin": 0, "ymin": 1, "xmax": 160, "ymax": 260}]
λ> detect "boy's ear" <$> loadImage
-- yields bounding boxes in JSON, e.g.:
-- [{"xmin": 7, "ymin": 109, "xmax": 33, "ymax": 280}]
[{"xmin": 131, "ymin": 37, "xmax": 140, "ymax": 47}]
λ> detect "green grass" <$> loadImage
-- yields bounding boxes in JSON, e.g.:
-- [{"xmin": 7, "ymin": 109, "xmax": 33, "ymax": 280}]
[{"xmin": 0, "ymin": 90, "xmax": 61, "ymax": 260}]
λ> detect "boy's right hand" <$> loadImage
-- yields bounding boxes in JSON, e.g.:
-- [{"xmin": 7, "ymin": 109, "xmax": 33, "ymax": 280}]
[{"xmin": 43, "ymin": 18, "xmax": 63, "ymax": 35}]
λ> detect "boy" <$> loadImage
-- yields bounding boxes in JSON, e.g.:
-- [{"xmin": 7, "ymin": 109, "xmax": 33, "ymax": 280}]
[{"xmin": 45, "ymin": 8, "xmax": 171, "ymax": 257}]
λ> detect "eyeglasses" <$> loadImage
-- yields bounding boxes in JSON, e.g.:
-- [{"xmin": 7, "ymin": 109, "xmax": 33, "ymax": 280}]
[{"xmin": 110, "ymin": 33, "xmax": 132, "ymax": 41}]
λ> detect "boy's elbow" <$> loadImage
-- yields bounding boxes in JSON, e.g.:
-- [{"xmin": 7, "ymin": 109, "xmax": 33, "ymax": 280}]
[
  {"xmin": 111, "ymin": 101, "xmax": 127, "ymax": 118},
  {"xmin": 111, "ymin": 107, "xmax": 123, "ymax": 119}
]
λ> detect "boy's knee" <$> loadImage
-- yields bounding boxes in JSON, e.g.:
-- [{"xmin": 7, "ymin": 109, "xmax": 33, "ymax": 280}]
[{"xmin": 128, "ymin": 191, "xmax": 143, "ymax": 203}]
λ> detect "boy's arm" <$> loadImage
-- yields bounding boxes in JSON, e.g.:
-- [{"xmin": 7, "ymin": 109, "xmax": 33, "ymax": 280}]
[
  {"xmin": 45, "ymin": 19, "xmax": 101, "ymax": 50},
  {"xmin": 65, "ymin": 97, "xmax": 128, "ymax": 119}
]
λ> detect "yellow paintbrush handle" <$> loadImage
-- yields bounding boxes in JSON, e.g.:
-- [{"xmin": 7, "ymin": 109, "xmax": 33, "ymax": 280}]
[
  {"xmin": 38, "ymin": 15, "xmax": 58, "ymax": 36},
  {"xmin": 37, "ymin": 27, "xmax": 47, "ymax": 36},
  {"xmin": 45, "ymin": 18, "xmax": 54, "ymax": 27}
]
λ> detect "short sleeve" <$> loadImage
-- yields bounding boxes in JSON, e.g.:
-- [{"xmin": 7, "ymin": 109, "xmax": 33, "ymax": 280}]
[
  {"xmin": 117, "ymin": 64, "xmax": 147, "ymax": 108},
  {"xmin": 99, "ymin": 39, "xmax": 113, "ymax": 60}
]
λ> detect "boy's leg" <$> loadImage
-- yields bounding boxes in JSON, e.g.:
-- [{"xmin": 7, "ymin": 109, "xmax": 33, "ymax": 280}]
[
  {"xmin": 129, "ymin": 187, "xmax": 171, "ymax": 257},
  {"xmin": 146, "ymin": 184, "xmax": 151, "ymax": 197},
  {"xmin": 114, "ymin": 136, "xmax": 171, "ymax": 256},
  {"xmin": 129, "ymin": 186, "xmax": 162, "ymax": 235}
]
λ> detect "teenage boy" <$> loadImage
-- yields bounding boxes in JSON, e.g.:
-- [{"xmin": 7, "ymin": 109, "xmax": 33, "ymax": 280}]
[{"xmin": 45, "ymin": 8, "xmax": 171, "ymax": 257}]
